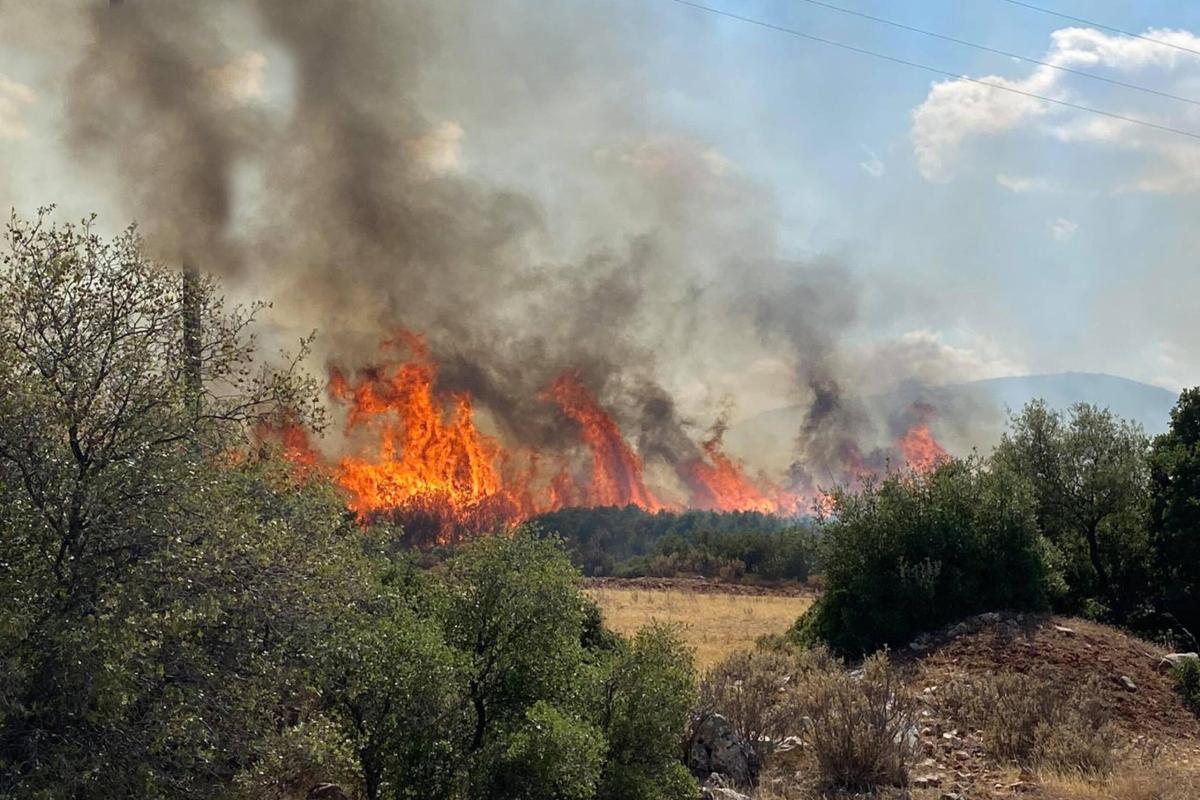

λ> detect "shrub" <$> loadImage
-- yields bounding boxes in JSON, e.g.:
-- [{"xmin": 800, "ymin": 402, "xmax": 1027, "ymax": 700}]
[
  {"xmin": 1172, "ymin": 658, "xmax": 1200, "ymax": 715},
  {"xmin": 598, "ymin": 625, "xmax": 698, "ymax": 800},
  {"xmin": 697, "ymin": 646, "xmax": 837, "ymax": 763},
  {"xmin": 943, "ymin": 672, "xmax": 1116, "ymax": 775},
  {"xmin": 698, "ymin": 650, "xmax": 793, "ymax": 757},
  {"xmin": 792, "ymin": 650, "xmax": 916, "ymax": 791},
  {"xmin": 487, "ymin": 702, "xmax": 605, "ymax": 800},
  {"xmin": 793, "ymin": 457, "xmax": 1051, "ymax": 656}
]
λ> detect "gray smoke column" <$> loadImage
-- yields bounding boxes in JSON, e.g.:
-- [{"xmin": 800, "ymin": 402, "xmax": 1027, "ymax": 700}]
[
  {"xmin": 48, "ymin": 0, "xmax": 977, "ymax": 497},
  {"xmin": 66, "ymin": 0, "xmax": 256, "ymax": 273}
]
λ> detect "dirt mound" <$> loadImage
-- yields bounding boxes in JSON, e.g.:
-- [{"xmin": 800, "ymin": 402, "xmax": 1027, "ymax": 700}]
[
  {"xmin": 895, "ymin": 614, "xmax": 1200, "ymax": 798},
  {"xmin": 915, "ymin": 614, "xmax": 1199, "ymax": 741},
  {"xmin": 582, "ymin": 575, "xmax": 809, "ymax": 597}
]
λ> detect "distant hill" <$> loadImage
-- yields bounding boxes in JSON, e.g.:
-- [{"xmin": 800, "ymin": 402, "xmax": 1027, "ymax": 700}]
[{"xmin": 726, "ymin": 372, "xmax": 1180, "ymax": 467}]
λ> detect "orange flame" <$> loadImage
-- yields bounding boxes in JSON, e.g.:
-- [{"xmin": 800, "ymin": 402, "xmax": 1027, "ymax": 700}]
[
  {"xmin": 263, "ymin": 332, "xmax": 953, "ymax": 538},
  {"xmin": 895, "ymin": 403, "xmax": 948, "ymax": 472},
  {"xmin": 543, "ymin": 373, "xmax": 670, "ymax": 511},
  {"xmin": 682, "ymin": 429, "xmax": 801, "ymax": 514},
  {"xmin": 327, "ymin": 332, "xmax": 533, "ymax": 542}
]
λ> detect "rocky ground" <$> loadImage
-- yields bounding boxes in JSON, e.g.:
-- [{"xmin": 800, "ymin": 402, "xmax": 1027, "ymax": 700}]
[{"xmin": 695, "ymin": 613, "xmax": 1200, "ymax": 800}]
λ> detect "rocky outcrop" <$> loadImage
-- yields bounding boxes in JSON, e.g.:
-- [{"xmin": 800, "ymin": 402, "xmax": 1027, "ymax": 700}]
[{"xmin": 686, "ymin": 713, "xmax": 757, "ymax": 787}]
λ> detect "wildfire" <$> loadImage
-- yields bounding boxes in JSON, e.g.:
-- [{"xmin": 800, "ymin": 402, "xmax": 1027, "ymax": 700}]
[
  {"xmin": 326, "ymin": 332, "xmax": 533, "ymax": 542},
  {"xmin": 261, "ymin": 332, "xmax": 951, "ymax": 540},
  {"xmin": 543, "ymin": 373, "xmax": 669, "ymax": 512},
  {"xmin": 896, "ymin": 403, "xmax": 948, "ymax": 472},
  {"xmin": 681, "ymin": 427, "xmax": 801, "ymax": 515}
]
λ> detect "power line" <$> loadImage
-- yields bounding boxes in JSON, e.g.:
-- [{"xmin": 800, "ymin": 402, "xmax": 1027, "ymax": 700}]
[
  {"xmin": 997, "ymin": 0, "xmax": 1200, "ymax": 59},
  {"xmin": 667, "ymin": 0, "xmax": 1200, "ymax": 144},
  {"xmin": 796, "ymin": 0, "xmax": 1200, "ymax": 108}
]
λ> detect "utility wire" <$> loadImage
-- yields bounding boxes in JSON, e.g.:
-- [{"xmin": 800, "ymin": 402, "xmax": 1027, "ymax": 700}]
[
  {"xmin": 796, "ymin": 0, "xmax": 1200, "ymax": 108},
  {"xmin": 668, "ymin": 0, "xmax": 1200, "ymax": 143},
  {"xmin": 998, "ymin": 0, "xmax": 1200, "ymax": 59}
]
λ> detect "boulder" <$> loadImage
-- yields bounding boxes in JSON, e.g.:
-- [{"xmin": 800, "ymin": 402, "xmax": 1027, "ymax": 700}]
[
  {"xmin": 1158, "ymin": 652, "xmax": 1199, "ymax": 673},
  {"xmin": 687, "ymin": 713, "xmax": 758, "ymax": 787},
  {"xmin": 700, "ymin": 774, "xmax": 751, "ymax": 800}
]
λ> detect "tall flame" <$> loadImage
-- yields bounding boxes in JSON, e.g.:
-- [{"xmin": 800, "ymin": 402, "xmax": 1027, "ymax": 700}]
[
  {"xmin": 543, "ymin": 373, "xmax": 670, "ymax": 512},
  {"xmin": 328, "ymin": 332, "xmax": 531, "ymax": 542},
  {"xmin": 681, "ymin": 428, "xmax": 801, "ymax": 515}
]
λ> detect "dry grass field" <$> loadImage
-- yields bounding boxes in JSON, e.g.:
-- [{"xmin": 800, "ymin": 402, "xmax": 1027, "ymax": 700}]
[{"xmin": 585, "ymin": 581, "xmax": 813, "ymax": 669}]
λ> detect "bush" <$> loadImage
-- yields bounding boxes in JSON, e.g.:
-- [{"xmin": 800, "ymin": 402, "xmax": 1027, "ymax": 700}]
[
  {"xmin": 598, "ymin": 625, "xmax": 698, "ymax": 800},
  {"xmin": 792, "ymin": 650, "xmax": 916, "ymax": 791},
  {"xmin": 698, "ymin": 650, "xmax": 793, "ymax": 758},
  {"xmin": 487, "ymin": 702, "xmax": 605, "ymax": 800},
  {"xmin": 696, "ymin": 646, "xmax": 836, "ymax": 765},
  {"xmin": 1172, "ymin": 658, "xmax": 1200, "ymax": 716},
  {"xmin": 793, "ymin": 457, "xmax": 1051, "ymax": 656},
  {"xmin": 942, "ymin": 672, "xmax": 1116, "ymax": 775}
]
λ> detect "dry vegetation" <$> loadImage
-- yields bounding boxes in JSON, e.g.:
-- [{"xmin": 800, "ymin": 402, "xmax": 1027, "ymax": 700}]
[{"xmin": 584, "ymin": 581, "xmax": 812, "ymax": 668}]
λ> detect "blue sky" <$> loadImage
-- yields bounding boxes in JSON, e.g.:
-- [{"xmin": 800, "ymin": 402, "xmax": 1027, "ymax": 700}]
[{"xmin": 611, "ymin": 0, "xmax": 1200, "ymax": 389}]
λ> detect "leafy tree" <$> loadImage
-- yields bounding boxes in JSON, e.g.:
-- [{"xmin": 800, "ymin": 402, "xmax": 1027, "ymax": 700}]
[
  {"xmin": 0, "ymin": 211, "xmax": 333, "ymax": 797},
  {"xmin": 440, "ymin": 532, "xmax": 589, "ymax": 770},
  {"xmin": 485, "ymin": 702, "xmax": 605, "ymax": 800},
  {"xmin": 794, "ymin": 458, "xmax": 1050, "ymax": 656},
  {"xmin": 1149, "ymin": 387, "xmax": 1200, "ymax": 646},
  {"xmin": 316, "ymin": 595, "xmax": 467, "ymax": 800},
  {"xmin": 992, "ymin": 401, "xmax": 1152, "ymax": 618},
  {"xmin": 596, "ymin": 625, "xmax": 698, "ymax": 800}
]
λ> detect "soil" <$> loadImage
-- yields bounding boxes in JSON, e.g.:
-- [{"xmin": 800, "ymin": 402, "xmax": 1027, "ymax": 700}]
[{"xmin": 582, "ymin": 575, "xmax": 810, "ymax": 597}]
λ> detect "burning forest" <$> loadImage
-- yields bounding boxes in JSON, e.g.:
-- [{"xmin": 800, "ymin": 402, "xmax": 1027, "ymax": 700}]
[
  {"xmin": 266, "ymin": 330, "xmax": 948, "ymax": 544},
  {"xmin": 11, "ymin": 1, "xmax": 966, "ymax": 542}
]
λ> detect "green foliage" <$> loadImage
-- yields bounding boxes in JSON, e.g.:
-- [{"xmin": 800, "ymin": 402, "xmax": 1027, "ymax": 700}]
[
  {"xmin": 532, "ymin": 505, "xmax": 816, "ymax": 583},
  {"xmin": 0, "ymin": 213, "xmax": 701, "ymax": 800},
  {"xmin": 992, "ymin": 401, "xmax": 1152, "ymax": 620},
  {"xmin": 793, "ymin": 457, "xmax": 1050, "ymax": 656},
  {"xmin": 1172, "ymin": 659, "xmax": 1200, "ymax": 716},
  {"xmin": 486, "ymin": 702, "xmax": 605, "ymax": 800},
  {"xmin": 441, "ymin": 533, "xmax": 588, "ymax": 761},
  {"xmin": 317, "ymin": 599, "xmax": 466, "ymax": 800},
  {"xmin": 1150, "ymin": 387, "xmax": 1200, "ymax": 643},
  {"xmin": 597, "ymin": 625, "xmax": 698, "ymax": 800}
]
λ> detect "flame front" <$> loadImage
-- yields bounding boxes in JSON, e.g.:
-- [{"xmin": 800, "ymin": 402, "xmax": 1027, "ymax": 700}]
[
  {"xmin": 681, "ymin": 430, "xmax": 801, "ymax": 515},
  {"xmin": 543, "ymin": 373, "xmax": 670, "ymax": 512},
  {"xmin": 896, "ymin": 403, "xmax": 949, "ymax": 472},
  {"xmin": 262, "ymin": 332, "xmax": 951, "ymax": 539}
]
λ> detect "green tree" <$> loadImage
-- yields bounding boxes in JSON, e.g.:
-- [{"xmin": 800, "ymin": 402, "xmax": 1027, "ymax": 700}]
[
  {"xmin": 596, "ymin": 625, "xmax": 698, "ymax": 800},
  {"xmin": 794, "ymin": 457, "xmax": 1050, "ymax": 656},
  {"xmin": 1149, "ymin": 387, "xmax": 1200, "ymax": 646},
  {"xmin": 992, "ymin": 401, "xmax": 1152, "ymax": 618},
  {"xmin": 0, "ymin": 211, "xmax": 334, "ymax": 797},
  {"xmin": 316, "ymin": 593, "xmax": 467, "ymax": 800}
]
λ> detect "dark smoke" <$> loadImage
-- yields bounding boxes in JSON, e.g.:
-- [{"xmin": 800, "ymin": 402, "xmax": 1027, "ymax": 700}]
[{"xmin": 48, "ymin": 0, "xmax": 977, "ymax": 497}]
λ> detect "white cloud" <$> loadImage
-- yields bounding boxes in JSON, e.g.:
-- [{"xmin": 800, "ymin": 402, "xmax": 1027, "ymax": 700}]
[
  {"xmin": 910, "ymin": 25, "xmax": 1200, "ymax": 187},
  {"xmin": 1050, "ymin": 217, "xmax": 1078, "ymax": 241},
  {"xmin": 995, "ymin": 173, "xmax": 1053, "ymax": 193},
  {"xmin": 859, "ymin": 151, "xmax": 885, "ymax": 178},
  {"xmin": 0, "ymin": 74, "xmax": 36, "ymax": 140}
]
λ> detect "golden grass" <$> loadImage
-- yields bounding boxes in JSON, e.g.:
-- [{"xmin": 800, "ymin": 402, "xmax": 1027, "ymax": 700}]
[{"xmin": 585, "ymin": 586, "xmax": 813, "ymax": 669}]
